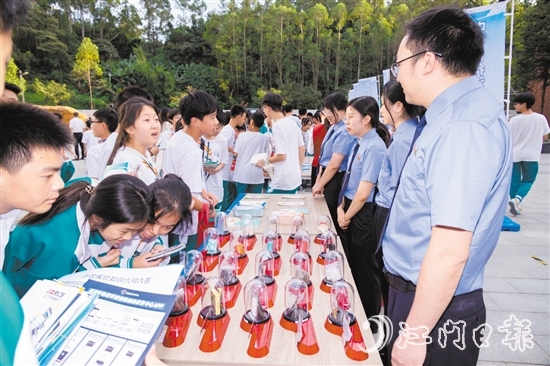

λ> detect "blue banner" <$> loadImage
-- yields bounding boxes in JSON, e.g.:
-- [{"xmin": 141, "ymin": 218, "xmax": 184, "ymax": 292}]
[{"xmin": 466, "ymin": 2, "xmax": 507, "ymax": 105}]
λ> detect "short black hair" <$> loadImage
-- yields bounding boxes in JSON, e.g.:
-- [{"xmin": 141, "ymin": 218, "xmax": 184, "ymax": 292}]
[
  {"xmin": 298, "ymin": 107, "xmax": 307, "ymax": 116},
  {"xmin": 93, "ymin": 108, "xmax": 118, "ymax": 133},
  {"xmin": 323, "ymin": 93, "xmax": 348, "ymax": 117},
  {"xmin": 404, "ymin": 6, "xmax": 484, "ymax": 77},
  {"xmin": 514, "ymin": 92, "xmax": 536, "ymax": 109},
  {"xmin": 113, "ymin": 86, "xmax": 153, "ymax": 112},
  {"xmin": 251, "ymin": 111, "xmax": 265, "ymax": 129},
  {"xmin": 262, "ymin": 92, "xmax": 283, "ymax": 112},
  {"xmin": 283, "ymin": 103, "xmax": 294, "ymax": 114},
  {"xmin": 179, "ymin": 90, "xmax": 218, "ymax": 126},
  {"xmin": 73, "ymin": 111, "xmax": 79, "ymax": 117},
  {"xmin": 0, "ymin": 0, "xmax": 30, "ymax": 32},
  {"xmin": 216, "ymin": 107, "xmax": 227, "ymax": 126},
  {"xmin": 230, "ymin": 105, "xmax": 246, "ymax": 118},
  {"xmin": 4, "ymin": 82, "xmax": 21, "ymax": 95},
  {"xmin": 0, "ymin": 103, "xmax": 73, "ymax": 174},
  {"xmin": 168, "ymin": 108, "xmax": 180, "ymax": 120}
]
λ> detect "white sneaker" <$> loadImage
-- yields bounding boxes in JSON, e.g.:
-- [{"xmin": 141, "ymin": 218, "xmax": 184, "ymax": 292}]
[{"xmin": 508, "ymin": 198, "xmax": 522, "ymax": 216}]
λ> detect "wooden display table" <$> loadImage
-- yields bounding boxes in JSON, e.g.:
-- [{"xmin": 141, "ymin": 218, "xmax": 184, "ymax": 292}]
[{"xmin": 156, "ymin": 193, "xmax": 382, "ymax": 365}]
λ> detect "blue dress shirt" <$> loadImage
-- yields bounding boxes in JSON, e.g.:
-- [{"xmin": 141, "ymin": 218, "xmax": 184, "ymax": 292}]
[
  {"xmin": 375, "ymin": 118, "xmax": 418, "ymax": 209},
  {"xmin": 343, "ymin": 128, "xmax": 387, "ymax": 202},
  {"xmin": 382, "ymin": 76, "xmax": 512, "ymax": 295},
  {"xmin": 318, "ymin": 120, "xmax": 356, "ymax": 171}
]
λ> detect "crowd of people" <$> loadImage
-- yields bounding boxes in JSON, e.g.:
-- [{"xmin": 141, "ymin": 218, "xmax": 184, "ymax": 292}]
[{"xmin": 1, "ymin": 1, "xmax": 549, "ymax": 365}]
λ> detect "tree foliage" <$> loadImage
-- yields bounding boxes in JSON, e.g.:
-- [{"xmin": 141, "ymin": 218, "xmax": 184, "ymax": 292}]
[
  {"xmin": 73, "ymin": 37, "xmax": 103, "ymax": 108},
  {"xmin": 6, "ymin": 59, "xmax": 27, "ymax": 93},
  {"xmin": 33, "ymin": 79, "xmax": 72, "ymax": 105},
  {"xmin": 9, "ymin": 0, "xmax": 535, "ymax": 109}
]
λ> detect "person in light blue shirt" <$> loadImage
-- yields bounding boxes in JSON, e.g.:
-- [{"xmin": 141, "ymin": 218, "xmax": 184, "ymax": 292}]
[
  {"xmin": 312, "ymin": 93, "xmax": 356, "ymax": 249},
  {"xmin": 381, "ymin": 6, "xmax": 513, "ymax": 365},
  {"xmin": 336, "ymin": 96, "xmax": 388, "ymax": 331},
  {"xmin": 374, "ymin": 80, "xmax": 425, "ymax": 307}
]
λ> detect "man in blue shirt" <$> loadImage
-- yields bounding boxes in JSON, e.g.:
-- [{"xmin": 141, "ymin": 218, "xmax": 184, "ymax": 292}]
[{"xmin": 382, "ymin": 6, "xmax": 512, "ymax": 365}]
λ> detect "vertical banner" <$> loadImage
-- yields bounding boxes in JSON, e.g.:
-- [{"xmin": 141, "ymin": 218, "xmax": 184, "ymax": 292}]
[
  {"xmin": 349, "ymin": 77, "xmax": 380, "ymax": 105},
  {"xmin": 383, "ymin": 69, "xmax": 391, "ymax": 86},
  {"xmin": 466, "ymin": 2, "xmax": 507, "ymax": 106}
]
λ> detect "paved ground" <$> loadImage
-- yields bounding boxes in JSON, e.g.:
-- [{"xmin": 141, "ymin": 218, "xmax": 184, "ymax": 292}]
[{"xmin": 71, "ymin": 154, "xmax": 550, "ymax": 364}]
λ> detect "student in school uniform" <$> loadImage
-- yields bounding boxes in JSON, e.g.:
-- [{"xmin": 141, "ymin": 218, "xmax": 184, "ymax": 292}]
[
  {"xmin": 163, "ymin": 90, "xmax": 219, "ymax": 251},
  {"xmin": 156, "ymin": 108, "xmax": 181, "ymax": 169},
  {"xmin": 86, "ymin": 108, "xmax": 118, "ymax": 184},
  {"xmin": 82, "ymin": 119, "xmax": 99, "ymax": 157},
  {"xmin": 336, "ymin": 96, "xmax": 389, "ymax": 331},
  {"xmin": 255, "ymin": 93, "xmax": 305, "ymax": 194},
  {"xmin": 234, "ymin": 111, "xmax": 271, "ymax": 194},
  {"xmin": 312, "ymin": 93, "xmax": 356, "ymax": 249},
  {"xmin": 97, "ymin": 86, "xmax": 154, "ymax": 179},
  {"xmin": 218, "ymin": 105, "xmax": 247, "ymax": 211},
  {"xmin": 203, "ymin": 111, "xmax": 228, "ymax": 206},
  {"xmin": 104, "ymin": 97, "xmax": 163, "ymax": 185},
  {"xmin": 86, "ymin": 174, "xmax": 194, "ymax": 269},
  {"xmin": 3, "ymin": 174, "xmax": 151, "ymax": 298}
]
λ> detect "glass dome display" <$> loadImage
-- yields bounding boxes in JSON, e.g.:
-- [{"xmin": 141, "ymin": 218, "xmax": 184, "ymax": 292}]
[
  {"xmin": 242, "ymin": 279, "xmax": 270, "ymax": 325},
  {"xmin": 218, "ymin": 250, "xmax": 239, "ymax": 286},
  {"xmin": 203, "ymin": 227, "xmax": 221, "ymax": 256},
  {"xmin": 254, "ymin": 250, "xmax": 275, "ymax": 286},
  {"xmin": 199, "ymin": 276, "xmax": 227, "ymax": 320},
  {"xmin": 281, "ymin": 278, "xmax": 310, "ymax": 323}
]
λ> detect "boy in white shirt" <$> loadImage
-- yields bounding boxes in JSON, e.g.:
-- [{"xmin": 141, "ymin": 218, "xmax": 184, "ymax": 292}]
[
  {"xmin": 203, "ymin": 112, "xmax": 228, "ymax": 205},
  {"xmin": 508, "ymin": 92, "xmax": 550, "ymax": 215},
  {"xmin": 163, "ymin": 90, "xmax": 219, "ymax": 249},
  {"xmin": 86, "ymin": 108, "xmax": 118, "ymax": 184},
  {"xmin": 218, "ymin": 105, "xmax": 247, "ymax": 210},
  {"xmin": 256, "ymin": 93, "xmax": 305, "ymax": 193},
  {"xmin": 234, "ymin": 111, "xmax": 271, "ymax": 194},
  {"xmin": 69, "ymin": 111, "xmax": 86, "ymax": 159}
]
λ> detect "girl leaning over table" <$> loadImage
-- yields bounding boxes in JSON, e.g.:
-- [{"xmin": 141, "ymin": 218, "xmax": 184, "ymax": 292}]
[
  {"xmin": 337, "ymin": 96, "xmax": 389, "ymax": 331},
  {"xmin": 3, "ymin": 175, "xmax": 151, "ymax": 298}
]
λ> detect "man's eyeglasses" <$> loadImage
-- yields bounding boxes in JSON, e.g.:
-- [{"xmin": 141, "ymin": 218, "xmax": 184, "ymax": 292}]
[
  {"xmin": 391, "ymin": 51, "xmax": 443, "ymax": 77},
  {"xmin": 91, "ymin": 119, "xmax": 103, "ymax": 124}
]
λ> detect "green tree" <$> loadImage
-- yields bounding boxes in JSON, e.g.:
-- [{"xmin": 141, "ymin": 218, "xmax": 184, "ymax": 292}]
[
  {"xmin": 349, "ymin": 0, "xmax": 374, "ymax": 79},
  {"xmin": 73, "ymin": 37, "xmax": 103, "ymax": 109},
  {"xmin": 332, "ymin": 3, "xmax": 347, "ymax": 88},
  {"xmin": 5, "ymin": 59, "xmax": 27, "ymax": 94},
  {"xmin": 33, "ymin": 78, "xmax": 72, "ymax": 105}
]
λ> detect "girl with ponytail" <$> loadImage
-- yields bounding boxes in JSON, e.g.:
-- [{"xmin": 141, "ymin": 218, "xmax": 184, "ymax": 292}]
[
  {"xmin": 4, "ymin": 175, "xmax": 151, "ymax": 297},
  {"xmin": 337, "ymin": 96, "xmax": 387, "ymax": 330},
  {"xmin": 104, "ymin": 97, "xmax": 163, "ymax": 185}
]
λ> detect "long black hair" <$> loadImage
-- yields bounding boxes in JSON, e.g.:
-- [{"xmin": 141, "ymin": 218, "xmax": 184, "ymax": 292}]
[
  {"xmin": 149, "ymin": 174, "xmax": 193, "ymax": 233},
  {"xmin": 382, "ymin": 80, "xmax": 426, "ymax": 124},
  {"xmin": 347, "ymin": 96, "xmax": 390, "ymax": 147},
  {"xmin": 107, "ymin": 97, "xmax": 159, "ymax": 166},
  {"xmin": 20, "ymin": 175, "xmax": 151, "ymax": 228}
]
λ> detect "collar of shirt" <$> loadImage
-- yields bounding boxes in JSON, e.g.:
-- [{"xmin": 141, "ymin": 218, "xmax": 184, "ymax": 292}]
[
  {"xmin": 358, "ymin": 127, "xmax": 378, "ymax": 146},
  {"xmin": 425, "ymin": 76, "xmax": 482, "ymax": 126},
  {"xmin": 393, "ymin": 118, "xmax": 418, "ymax": 139}
]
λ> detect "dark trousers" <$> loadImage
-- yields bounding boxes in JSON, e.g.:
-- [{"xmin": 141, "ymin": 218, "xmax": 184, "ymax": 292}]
[
  {"xmin": 387, "ymin": 285, "xmax": 485, "ymax": 365},
  {"xmin": 311, "ymin": 166, "xmax": 318, "ymax": 187},
  {"xmin": 220, "ymin": 180, "xmax": 237, "ymax": 212},
  {"xmin": 374, "ymin": 205, "xmax": 390, "ymax": 308},
  {"xmin": 343, "ymin": 198, "xmax": 382, "ymax": 323},
  {"xmin": 323, "ymin": 170, "xmax": 347, "ymax": 249},
  {"xmin": 73, "ymin": 132, "xmax": 84, "ymax": 159}
]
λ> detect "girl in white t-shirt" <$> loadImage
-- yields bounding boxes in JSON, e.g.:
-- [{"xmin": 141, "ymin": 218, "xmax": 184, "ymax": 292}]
[{"xmin": 105, "ymin": 97, "xmax": 163, "ymax": 185}]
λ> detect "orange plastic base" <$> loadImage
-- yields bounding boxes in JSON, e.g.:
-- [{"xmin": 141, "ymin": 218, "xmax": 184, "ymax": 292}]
[
  {"xmin": 237, "ymin": 255, "xmax": 249, "ymax": 275},
  {"xmin": 273, "ymin": 256, "xmax": 281, "ymax": 276},
  {"xmin": 280, "ymin": 315, "xmax": 319, "ymax": 355},
  {"xmin": 198, "ymin": 313, "xmax": 231, "ymax": 353},
  {"xmin": 220, "ymin": 233, "xmax": 230, "ymax": 248},
  {"xmin": 201, "ymin": 253, "xmax": 220, "ymax": 272},
  {"xmin": 324, "ymin": 318, "xmax": 368, "ymax": 361},
  {"xmin": 163, "ymin": 309, "xmax": 193, "ymax": 348},
  {"xmin": 287, "ymin": 234, "xmax": 295, "ymax": 244},
  {"xmin": 314, "ymin": 234, "xmax": 322, "ymax": 244},
  {"xmin": 320, "ymin": 279, "xmax": 332, "ymax": 294},
  {"xmin": 316, "ymin": 253, "xmax": 325, "ymax": 265},
  {"xmin": 186, "ymin": 283, "xmax": 202, "ymax": 306},
  {"xmin": 245, "ymin": 235, "xmax": 257, "ymax": 251},
  {"xmin": 240, "ymin": 318, "xmax": 274, "ymax": 358},
  {"xmin": 266, "ymin": 281, "xmax": 277, "ymax": 308},
  {"xmin": 223, "ymin": 281, "xmax": 242, "ymax": 309}
]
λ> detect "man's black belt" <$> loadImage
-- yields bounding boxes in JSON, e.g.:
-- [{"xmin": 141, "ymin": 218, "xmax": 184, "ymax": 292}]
[{"xmin": 384, "ymin": 270, "xmax": 416, "ymax": 292}]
